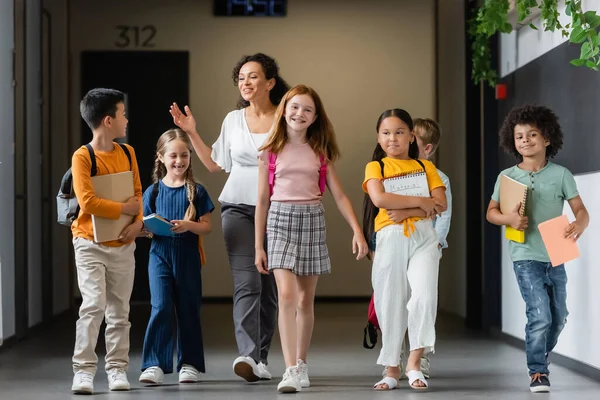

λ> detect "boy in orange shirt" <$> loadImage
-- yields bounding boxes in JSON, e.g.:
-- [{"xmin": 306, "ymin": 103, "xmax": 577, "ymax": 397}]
[{"xmin": 70, "ymin": 88, "xmax": 143, "ymax": 394}]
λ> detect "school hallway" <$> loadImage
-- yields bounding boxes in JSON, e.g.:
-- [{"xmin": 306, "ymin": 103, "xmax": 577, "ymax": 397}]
[{"xmin": 0, "ymin": 303, "xmax": 597, "ymax": 400}]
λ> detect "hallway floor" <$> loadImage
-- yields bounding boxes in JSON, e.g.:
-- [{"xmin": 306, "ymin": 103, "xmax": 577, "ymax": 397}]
[{"xmin": 0, "ymin": 303, "xmax": 599, "ymax": 399}]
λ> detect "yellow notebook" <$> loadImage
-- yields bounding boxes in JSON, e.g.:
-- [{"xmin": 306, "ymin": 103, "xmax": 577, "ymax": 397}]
[
  {"xmin": 505, "ymin": 226, "xmax": 525, "ymax": 243},
  {"xmin": 499, "ymin": 175, "xmax": 528, "ymax": 243}
]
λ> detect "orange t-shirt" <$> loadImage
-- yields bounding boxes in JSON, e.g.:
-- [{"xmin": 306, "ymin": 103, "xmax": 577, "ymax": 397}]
[{"xmin": 71, "ymin": 143, "xmax": 143, "ymax": 247}]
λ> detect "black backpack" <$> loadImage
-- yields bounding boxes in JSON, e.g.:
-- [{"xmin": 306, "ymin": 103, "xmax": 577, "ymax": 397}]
[{"xmin": 57, "ymin": 143, "xmax": 131, "ymax": 226}]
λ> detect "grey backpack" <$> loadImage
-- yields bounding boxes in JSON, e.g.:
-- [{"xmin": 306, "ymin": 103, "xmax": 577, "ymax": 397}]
[{"xmin": 57, "ymin": 143, "xmax": 131, "ymax": 226}]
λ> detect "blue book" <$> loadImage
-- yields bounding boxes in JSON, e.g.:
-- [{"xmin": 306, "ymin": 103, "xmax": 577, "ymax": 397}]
[{"xmin": 143, "ymin": 214, "xmax": 175, "ymax": 237}]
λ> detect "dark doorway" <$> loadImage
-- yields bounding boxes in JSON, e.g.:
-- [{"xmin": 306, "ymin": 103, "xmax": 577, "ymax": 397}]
[{"xmin": 80, "ymin": 51, "xmax": 189, "ymax": 302}]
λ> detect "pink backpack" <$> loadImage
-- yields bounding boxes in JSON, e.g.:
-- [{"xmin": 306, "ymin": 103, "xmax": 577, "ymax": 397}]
[{"xmin": 268, "ymin": 152, "xmax": 328, "ymax": 196}]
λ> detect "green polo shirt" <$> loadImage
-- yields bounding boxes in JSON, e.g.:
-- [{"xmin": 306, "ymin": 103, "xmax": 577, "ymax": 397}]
[{"xmin": 491, "ymin": 162, "xmax": 579, "ymax": 262}]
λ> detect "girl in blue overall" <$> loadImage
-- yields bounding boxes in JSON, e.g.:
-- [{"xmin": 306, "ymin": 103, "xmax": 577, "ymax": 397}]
[{"xmin": 139, "ymin": 128, "xmax": 215, "ymax": 385}]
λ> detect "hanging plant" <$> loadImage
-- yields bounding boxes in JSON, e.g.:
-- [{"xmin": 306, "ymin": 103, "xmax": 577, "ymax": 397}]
[{"xmin": 469, "ymin": 0, "xmax": 600, "ymax": 86}]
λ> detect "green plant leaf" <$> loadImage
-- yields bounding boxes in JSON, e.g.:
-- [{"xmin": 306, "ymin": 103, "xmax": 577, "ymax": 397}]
[
  {"xmin": 502, "ymin": 22, "xmax": 514, "ymax": 33},
  {"xmin": 570, "ymin": 58, "xmax": 587, "ymax": 66},
  {"xmin": 586, "ymin": 60, "xmax": 599, "ymax": 70},
  {"xmin": 581, "ymin": 41, "xmax": 593, "ymax": 58},
  {"xmin": 571, "ymin": 26, "xmax": 588, "ymax": 43},
  {"xmin": 566, "ymin": 3, "xmax": 572, "ymax": 16},
  {"xmin": 529, "ymin": 23, "xmax": 538, "ymax": 30},
  {"xmin": 585, "ymin": 13, "xmax": 600, "ymax": 29}
]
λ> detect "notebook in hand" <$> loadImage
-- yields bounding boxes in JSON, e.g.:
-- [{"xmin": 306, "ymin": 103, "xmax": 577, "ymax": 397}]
[
  {"xmin": 143, "ymin": 214, "xmax": 175, "ymax": 237},
  {"xmin": 538, "ymin": 215, "xmax": 580, "ymax": 267},
  {"xmin": 90, "ymin": 171, "xmax": 135, "ymax": 243},
  {"xmin": 500, "ymin": 175, "xmax": 528, "ymax": 243},
  {"xmin": 383, "ymin": 168, "xmax": 430, "ymax": 197}
]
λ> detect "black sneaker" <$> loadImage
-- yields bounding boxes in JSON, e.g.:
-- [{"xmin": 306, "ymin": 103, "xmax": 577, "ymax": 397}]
[{"xmin": 530, "ymin": 373, "xmax": 550, "ymax": 393}]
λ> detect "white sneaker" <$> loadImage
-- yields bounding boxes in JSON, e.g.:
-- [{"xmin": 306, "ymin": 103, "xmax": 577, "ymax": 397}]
[
  {"xmin": 233, "ymin": 356, "xmax": 260, "ymax": 382},
  {"xmin": 277, "ymin": 366, "xmax": 301, "ymax": 393},
  {"xmin": 139, "ymin": 366, "xmax": 164, "ymax": 385},
  {"xmin": 296, "ymin": 359, "xmax": 310, "ymax": 388},
  {"xmin": 72, "ymin": 371, "xmax": 94, "ymax": 394},
  {"xmin": 107, "ymin": 368, "xmax": 131, "ymax": 391},
  {"xmin": 257, "ymin": 362, "xmax": 272, "ymax": 380},
  {"xmin": 179, "ymin": 364, "xmax": 201, "ymax": 383}
]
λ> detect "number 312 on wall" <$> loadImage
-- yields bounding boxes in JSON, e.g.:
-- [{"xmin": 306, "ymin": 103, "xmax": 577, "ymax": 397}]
[{"xmin": 115, "ymin": 25, "xmax": 157, "ymax": 48}]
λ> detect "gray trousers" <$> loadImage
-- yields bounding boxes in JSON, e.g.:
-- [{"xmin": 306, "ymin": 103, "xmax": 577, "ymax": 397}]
[{"xmin": 221, "ymin": 202, "xmax": 278, "ymax": 363}]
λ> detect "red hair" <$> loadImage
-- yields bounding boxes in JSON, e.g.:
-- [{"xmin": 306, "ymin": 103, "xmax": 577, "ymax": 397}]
[{"xmin": 260, "ymin": 84, "xmax": 340, "ymax": 162}]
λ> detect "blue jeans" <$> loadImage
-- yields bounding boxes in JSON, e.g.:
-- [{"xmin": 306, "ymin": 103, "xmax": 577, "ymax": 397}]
[{"xmin": 513, "ymin": 260, "xmax": 568, "ymax": 375}]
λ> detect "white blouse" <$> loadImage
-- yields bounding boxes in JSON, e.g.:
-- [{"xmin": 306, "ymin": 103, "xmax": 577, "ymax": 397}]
[{"xmin": 211, "ymin": 109, "xmax": 270, "ymax": 206}]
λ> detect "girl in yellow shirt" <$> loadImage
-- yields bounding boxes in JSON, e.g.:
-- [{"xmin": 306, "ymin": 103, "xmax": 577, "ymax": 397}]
[{"xmin": 362, "ymin": 109, "xmax": 446, "ymax": 391}]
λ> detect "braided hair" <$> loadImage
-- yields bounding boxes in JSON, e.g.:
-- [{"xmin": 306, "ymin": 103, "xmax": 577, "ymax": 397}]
[{"xmin": 152, "ymin": 128, "xmax": 198, "ymax": 221}]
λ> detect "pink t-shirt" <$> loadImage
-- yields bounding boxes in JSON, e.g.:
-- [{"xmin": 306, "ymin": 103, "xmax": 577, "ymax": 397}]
[{"xmin": 261, "ymin": 143, "xmax": 323, "ymax": 204}]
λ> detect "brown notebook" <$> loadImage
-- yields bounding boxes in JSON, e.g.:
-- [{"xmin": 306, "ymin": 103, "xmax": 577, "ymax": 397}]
[
  {"xmin": 91, "ymin": 171, "xmax": 135, "ymax": 243},
  {"xmin": 500, "ymin": 175, "xmax": 529, "ymax": 243}
]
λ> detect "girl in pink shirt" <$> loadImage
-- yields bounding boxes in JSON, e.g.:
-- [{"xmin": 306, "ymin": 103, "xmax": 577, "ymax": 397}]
[{"xmin": 254, "ymin": 84, "xmax": 369, "ymax": 393}]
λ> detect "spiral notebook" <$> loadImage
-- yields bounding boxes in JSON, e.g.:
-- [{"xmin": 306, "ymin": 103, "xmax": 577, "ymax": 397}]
[
  {"xmin": 91, "ymin": 171, "xmax": 135, "ymax": 243},
  {"xmin": 382, "ymin": 168, "xmax": 430, "ymax": 197},
  {"xmin": 499, "ymin": 175, "xmax": 528, "ymax": 243}
]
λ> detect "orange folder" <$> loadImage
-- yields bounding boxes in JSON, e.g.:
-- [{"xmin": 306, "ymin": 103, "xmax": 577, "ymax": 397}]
[{"xmin": 538, "ymin": 215, "xmax": 580, "ymax": 267}]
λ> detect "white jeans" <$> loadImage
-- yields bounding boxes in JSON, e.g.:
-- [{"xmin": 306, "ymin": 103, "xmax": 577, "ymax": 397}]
[
  {"xmin": 72, "ymin": 237, "xmax": 136, "ymax": 374},
  {"xmin": 372, "ymin": 221, "xmax": 440, "ymax": 366}
]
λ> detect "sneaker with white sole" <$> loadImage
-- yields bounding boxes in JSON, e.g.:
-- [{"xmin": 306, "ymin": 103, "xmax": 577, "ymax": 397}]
[
  {"xmin": 233, "ymin": 356, "xmax": 260, "ymax": 382},
  {"xmin": 107, "ymin": 368, "xmax": 130, "ymax": 391},
  {"xmin": 296, "ymin": 359, "xmax": 310, "ymax": 388},
  {"xmin": 277, "ymin": 366, "xmax": 301, "ymax": 393},
  {"xmin": 530, "ymin": 373, "xmax": 551, "ymax": 393},
  {"xmin": 257, "ymin": 362, "xmax": 272, "ymax": 380},
  {"xmin": 139, "ymin": 366, "xmax": 164, "ymax": 385},
  {"xmin": 72, "ymin": 371, "xmax": 94, "ymax": 394},
  {"xmin": 179, "ymin": 364, "xmax": 200, "ymax": 383}
]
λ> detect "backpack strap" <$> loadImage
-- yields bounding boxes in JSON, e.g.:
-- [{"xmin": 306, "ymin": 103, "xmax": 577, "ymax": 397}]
[
  {"xmin": 268, "ymin": 152, "xmax": 277, "ymax": 196},
  {"xmin": 318, "ymin": 154, "xmax": 327, "ymax": 194},
  {"xmin": 269, "ymin": 152, "xmax": 329, "ymax": 196},
  {"xmin": 414, "ymin": 158, "xmax": 425, "ymax": 171},
  {"xmin": 117, "ymin": 143, "xmax": 132, "ymax": 170},
  {"xmin": 85, "ymin": 144, "xmax": 97, "ymax": 177},
  {"xmin": 85, "ymin": 143, "xmax": 132, "ymax": 176},
  {"xmin": 150, "ymin": 182, "xmax": 160, "ymax": 213}
]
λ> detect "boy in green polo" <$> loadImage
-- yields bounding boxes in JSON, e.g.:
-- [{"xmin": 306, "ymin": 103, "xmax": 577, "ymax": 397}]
[{"xmin": 486, "ymin": 105, "xmax": 589, "ymax": 393}]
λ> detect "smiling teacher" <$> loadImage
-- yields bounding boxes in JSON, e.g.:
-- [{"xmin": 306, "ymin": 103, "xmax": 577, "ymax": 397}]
[{"xmin": 169, "ymin": 53, "xmax": 290, "ymax": 383}]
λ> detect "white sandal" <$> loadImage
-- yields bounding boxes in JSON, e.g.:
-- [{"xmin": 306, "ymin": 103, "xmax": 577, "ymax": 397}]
[
  {"xmin": 373, "ymin": 376, "xmax": 398, "ymax": 391},
  {"xmin": 406, "ymin": 370, "xmax": 428, "ymax": 390},
  {"xmin": 381, "ymin": 366, "xmax": 403, "ymax": 380}
]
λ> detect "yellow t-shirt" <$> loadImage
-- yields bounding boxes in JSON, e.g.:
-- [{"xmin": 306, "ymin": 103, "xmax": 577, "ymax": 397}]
[{"xmin": 362, "ymin": 158, "xmax": 445, "ymax": 235}]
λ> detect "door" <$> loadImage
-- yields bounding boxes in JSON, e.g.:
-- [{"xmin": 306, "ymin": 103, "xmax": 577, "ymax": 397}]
[{"xmin": 80, "ymin": 51, "xmax": 189, "ymax": 302}]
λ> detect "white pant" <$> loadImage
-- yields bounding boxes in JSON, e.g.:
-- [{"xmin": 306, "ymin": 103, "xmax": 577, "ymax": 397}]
[
  {"xmin": 372, "ymin": 221, "xmax": 440, "ymax": 366},
  {"xmin": 72, "ymin": 237, "xmax": 136, "ymax": 374}
]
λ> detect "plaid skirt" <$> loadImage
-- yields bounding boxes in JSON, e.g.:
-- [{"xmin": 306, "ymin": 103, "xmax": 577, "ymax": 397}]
[{"xmin": 267, "ymin": 201, "xmax": 331, "ymax": 276}]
